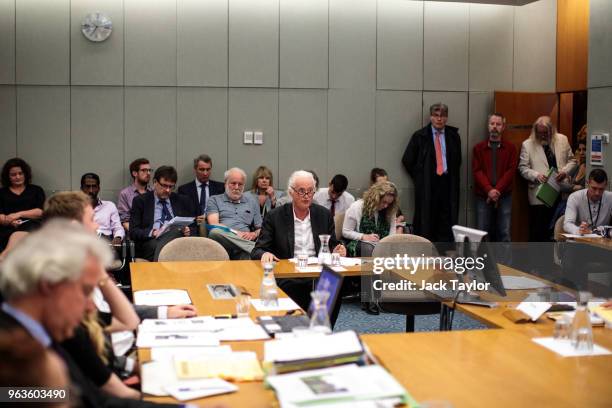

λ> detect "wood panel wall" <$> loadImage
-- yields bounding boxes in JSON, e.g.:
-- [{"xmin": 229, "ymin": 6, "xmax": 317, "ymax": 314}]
[{"xmin": 556, "ymin": 0, "xmax": 589, "ymax": 92}]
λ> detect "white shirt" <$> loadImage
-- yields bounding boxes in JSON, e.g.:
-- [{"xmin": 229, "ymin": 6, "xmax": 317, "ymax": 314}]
[
  {"xmin": 564, "ymin": 189, "xmax": 612, "ymax": 234},
  {"xmin": 313, "ymin": 188, "xmax": 355, "ymax": 214},
  {"xmin": 293, "ymin": 209, "xmax": 316, "ymax": 257},
  {"xmin": 342, "ymin": 199, "xmax": 397, "ymax": 241}
]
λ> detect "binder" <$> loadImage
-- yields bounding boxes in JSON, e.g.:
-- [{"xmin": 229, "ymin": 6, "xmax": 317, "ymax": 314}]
[{"xmin": 536, "ymin": 167, "xmax": 560, "ymax": 207}]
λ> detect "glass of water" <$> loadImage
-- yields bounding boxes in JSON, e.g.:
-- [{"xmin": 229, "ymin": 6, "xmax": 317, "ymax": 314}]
[
  {"xmin": 235, "ymin": 292, "xmax": 251, "ymax": 318},
  {"xmin": 296, "ymin": 251, "xmax": 308, "ymax": 268}
]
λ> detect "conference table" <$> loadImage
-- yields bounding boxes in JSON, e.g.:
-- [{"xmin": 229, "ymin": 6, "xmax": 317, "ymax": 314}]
[{"xmin": 131, "ymin": 260, "xmax": 612, "ymax": 408}]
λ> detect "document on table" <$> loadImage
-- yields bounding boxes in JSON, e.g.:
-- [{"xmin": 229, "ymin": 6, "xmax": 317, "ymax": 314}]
[
  {"xmin": 141, "ymin": 360, "xmax": 179, "ymax": 396},
  {"xmin": 501, "ymin": 276, "xmax": 550, "ymax": 290},
  {"xmin": 165, "ymin": 378, "xmax": 238, "ymax": 401},
  {"xmin": 250, "ymin": 298, "xmax": 300, "ymax": 312},
  {"xmin": 264, "ymin": 330, "xmax": 363, "ymax": 363},
  {"xmin": 266, "ymin": 364, "xmax": 411, "ymax": 407},
  {"xmin": 561, "ymin": 233, "xmax": 602, "ymax": 239},
  {"xmin": 140, "ymin": 317, "xmax": 269, "ymax": 341},
  {"xmin": 133, "ymin": 289, "xmax": 192, "ymax": 306},
  {"xmin": 175, "ymin": 351, "xmax": 264, "ymax": 381},
  {"xmin": 136, "ymin": 331, "xmax": 220, "ymax": 348},
  {"xmin": 139, "ymin": 316, "xmax": 216, "ymax": 332},
  {"xmin": 289, "ymin": 257, "xmax": 320, "ymax": 265},
  {"xmin": 516, "ymin": 301, "xmax": 552, "ymax": 321},
  {"xmin": 296, "ymin": 266, "xmax": 323, "ymax": 273},
  {"xmin": 150, "ymin": 346, "xmax": 232, "ymax": 362},
  {"xmin": 532, "ymin": 337, "xmax": 612, "ymax": 357}
]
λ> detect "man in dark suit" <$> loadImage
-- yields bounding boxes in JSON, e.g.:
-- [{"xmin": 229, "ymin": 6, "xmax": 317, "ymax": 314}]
[
  {"xmin": 251, "ymin": 170, "xmax": 346, "ymax": 308},
  {"xmin": 0, "ymin": 221, "xmax": 176, "ymax": 408},
  {"xmin": 130, "ymin": 166, "xmax": 195, "ymax": 261},
  {"xmin": 402, "ymin": 103, "xmax": 462, "ymax": 243},
  {"xmin": 177, "ymin": 154, "xmax": 225, "ymax": 225}
]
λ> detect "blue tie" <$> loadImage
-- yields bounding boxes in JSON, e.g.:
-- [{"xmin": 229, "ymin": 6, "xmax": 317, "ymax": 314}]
[{"xmin": 160, "ymin": 199, "xmax": 172, "ymax": 223}]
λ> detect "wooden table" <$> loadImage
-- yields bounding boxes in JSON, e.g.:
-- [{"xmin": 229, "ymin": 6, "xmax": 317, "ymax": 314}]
[
  {"xmin": 573, "ymin": 236, "xmax": 612, "ymax": 250},
  {"xmin": 131, "ymin": 260, "xmax": 612, "ymax": 408}
]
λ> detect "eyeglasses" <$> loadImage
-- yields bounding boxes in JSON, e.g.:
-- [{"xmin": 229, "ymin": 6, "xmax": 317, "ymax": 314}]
[
  {"xmin": 291, "ymin": 187, "xmax": 316, "ymax": 197},
  {"xmin": 139, "ymin": 168, "xmax": 153, "ymax": 173},
  {"xmin": 158, "ymin": 182, "xmax": 175, "ymax": 191}
]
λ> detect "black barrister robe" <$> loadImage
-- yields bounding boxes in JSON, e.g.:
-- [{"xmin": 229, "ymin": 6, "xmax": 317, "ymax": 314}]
[{"xmin": 402, "ymin": 123, "xmax": 462, "ymax": 241}]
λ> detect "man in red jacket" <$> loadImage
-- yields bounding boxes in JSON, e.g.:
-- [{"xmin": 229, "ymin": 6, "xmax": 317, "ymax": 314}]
[{"xmin": 472, "ymin": 113, "xmax": 518, "ymax": 242}]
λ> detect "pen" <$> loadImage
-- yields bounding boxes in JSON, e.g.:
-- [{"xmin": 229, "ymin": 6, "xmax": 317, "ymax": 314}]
[{"xmin": 214, "ymin": 314, "xmax": 237, "ymax": 319}]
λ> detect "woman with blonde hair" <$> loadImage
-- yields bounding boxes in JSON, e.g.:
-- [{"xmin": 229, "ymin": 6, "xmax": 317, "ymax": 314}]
[
  {"xmin": 342, "ymin": 181, "xmax": 399, "ymax": 257},
  {"xmin": 245, "ymin": 166, "xmax": 284, "ymax": 217}
]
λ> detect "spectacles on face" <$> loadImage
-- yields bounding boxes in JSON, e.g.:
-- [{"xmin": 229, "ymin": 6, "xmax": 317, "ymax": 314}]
[
  {"xmin": 292, "ymin": 187, "xmax": 316, "ymax": 197},
  {"xmin": 158, "ymin": 182, "xmax": 175, "ymax": 191},
  {"xmin": 139, "ymin": 168, "xmax": 152, "ymax": 173}
]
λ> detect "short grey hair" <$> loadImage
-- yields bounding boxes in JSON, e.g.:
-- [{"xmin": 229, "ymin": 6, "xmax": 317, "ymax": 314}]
[
  {"xmin": 0, "ymin": 220, "xmax": 113, "ymax": 300},
  {"xmin": 224, "ymin": 167, "xmax": 247, "ymax": 182},
  {"xmin": 429, "ymin": 103, "xmax": 448, "ymax": 116},
  {"xmin": 193, "ymin": 154, "xmax": 212, "ymax": 168},
  {"xmin": 287, "ymin": 170, "xmax": 316, "ymax": 192}
]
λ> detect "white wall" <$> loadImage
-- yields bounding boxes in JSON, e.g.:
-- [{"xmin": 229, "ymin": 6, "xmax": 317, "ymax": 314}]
[
  {"xmin": 0, "ymin": 0, "xmax": 558, "ymax": 225},
  {"xmin": 587, "ymin": 0, "xmax": 612, "ymax": 184}
]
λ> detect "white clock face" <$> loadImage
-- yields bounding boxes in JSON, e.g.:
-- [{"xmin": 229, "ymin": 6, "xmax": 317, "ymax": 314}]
[{"xmin": 81, "ymin": 12, "xmax": 112, "ymax": 42}]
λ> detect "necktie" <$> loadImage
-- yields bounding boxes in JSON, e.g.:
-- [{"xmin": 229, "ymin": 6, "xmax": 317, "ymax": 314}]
[
  {"xmin": 490, "ymin": 141, "xmax": 499, "ymax": 187},
  {"xmin": 330, "ymin": 200, "xmax": 336, "ymax": 217},
  {"xmin": 200, "ymin": 183, "xmax": 208, "ymax": 215},
  {"xmin": 434, "ymin": 131, "xmax": 444, "ymax": 176},
  {"xmin": 160, "ymin": 199, "xmax": 172, "ymax": 223},
  {"xmin": 543, "ymin": 144, "xmax": 556, "ymax": 169}
]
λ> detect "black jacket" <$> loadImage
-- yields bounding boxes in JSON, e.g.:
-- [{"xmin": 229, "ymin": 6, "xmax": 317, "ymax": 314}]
[
  {"xmin": 402, "ymin": 123, "xmax": 462, "ymax": 240},
  {"xmin": 251, "ymin": 203, "xmax": 339, "ymax": 260},
  {"xmin": 0, "ymin": 309, "xmax": 176, "ymax": 408},
  {"xmin": 129, "ymin": 191, "xmax": 195, "ymax": 242},
  {"xmin": 177, "ymin": 180, "xmax": 225, "ymax": 216}
]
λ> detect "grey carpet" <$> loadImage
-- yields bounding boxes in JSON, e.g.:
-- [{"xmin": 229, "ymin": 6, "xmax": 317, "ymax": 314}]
[{"xmin": 334, "ymin": 301, "xmax": 488, "ymax": 334}]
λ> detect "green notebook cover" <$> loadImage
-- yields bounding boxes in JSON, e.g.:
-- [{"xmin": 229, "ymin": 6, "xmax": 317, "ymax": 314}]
[{"xmin": 536, "ymin": 167, "xmax": 560, "ymax": 208}]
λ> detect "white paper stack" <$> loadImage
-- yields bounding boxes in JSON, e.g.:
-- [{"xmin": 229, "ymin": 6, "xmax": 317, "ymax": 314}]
[
  {"xmin": 139, "ymin": 316, "xmax": 269, "ymax": 341},
  {"xmin": 266, "ymin": 364, "xmax": 410, "ymax": 407},
  {"xmin": 136, "ymin": 331, "xmax": 220, "ymax": 348},
  {"xmin": 264, "ymin": 331, "xmax": 363, "ymax": 364}
]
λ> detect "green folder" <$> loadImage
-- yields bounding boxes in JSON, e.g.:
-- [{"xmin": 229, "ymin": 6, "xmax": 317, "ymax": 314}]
[{"xmin": 536, "ymin": 167, "xmax": 560, "ymax": 207}]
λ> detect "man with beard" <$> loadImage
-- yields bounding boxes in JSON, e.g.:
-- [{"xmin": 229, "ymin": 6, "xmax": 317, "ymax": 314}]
[
  {"xmin": 472, "ymin": 113, "xmax": 518, "ymax": 242},
  {"xmin": 81, "ymin": 173, "xmax": 125, "ymax": 245},
  {"xmin": 206, "ymin": 167, "xmax": 262, "ymax": 260},
  {"xmin": 117, "ymin": 158, "xmax": 152, "ymax": 232}
]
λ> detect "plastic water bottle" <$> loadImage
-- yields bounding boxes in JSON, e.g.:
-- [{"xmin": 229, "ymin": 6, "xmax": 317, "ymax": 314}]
[
  {"xmin": 260, "ymin": 262, "xmax": 279, "ymax": 307},
  {"xmin": 570, "ymin": 291, "xmax": 593, "ymax": 351}
]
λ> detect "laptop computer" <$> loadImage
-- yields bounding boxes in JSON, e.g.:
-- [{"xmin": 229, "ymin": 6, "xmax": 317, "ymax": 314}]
[{"xmin": 258, "ymin": 265, "xmax": 344, "ymax": 336}]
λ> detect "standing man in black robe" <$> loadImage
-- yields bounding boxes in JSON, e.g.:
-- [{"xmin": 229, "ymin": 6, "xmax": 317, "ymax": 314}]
[{"xmin": 402, "ymin": 103, "xmax": 462, "ymax": 243}]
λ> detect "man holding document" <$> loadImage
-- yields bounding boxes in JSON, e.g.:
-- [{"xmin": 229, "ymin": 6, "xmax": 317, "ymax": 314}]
[
  {"xmin": 519, "ymin": 116, "xmax": 576, "ymax": 241},
  {"xmin": 130, "ymin": 166, "xmax": 195, "ymax": 261}
]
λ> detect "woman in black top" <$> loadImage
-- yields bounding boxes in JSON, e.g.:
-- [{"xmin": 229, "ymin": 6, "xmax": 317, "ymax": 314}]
[{"xmin": 0, "ymin": 158, "xmax": 45, "ymax": 250}]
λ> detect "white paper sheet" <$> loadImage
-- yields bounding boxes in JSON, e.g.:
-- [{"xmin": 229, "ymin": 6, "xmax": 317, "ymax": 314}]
[
  {"xmin": 516, "ymin": 301, "xmax": 552, "ymax": 321},
  {"xmin": 264, "ymin": 330, "xmax": 363, "ymax": 363},
  {"xmin": 150, "ymin": 346, "xmax": 232, "ymax": 362},
  {"xmin": 502, "ymin": 276, "xmax": 550, "ymax": 290},
  {"xmin": 136, "ymin": 331, "xmax": 219, "ymax": 348},
  {"xmin": 133, "ymin": 289, "xmax": 192, "ymax": 306},
  {"xmin": 250, "ymin": 298, "xmax": 300, "ymax": 312},
  {"xmin": 561, "ymin": 233, "xmax": 601, "ymax": 239},
  {"xmin": 139, "ymin": 316, "xmax": 216, "ymax": 332},
  {"xmin": 289, "ymin": 257, "xmax": 320, "ymax": 265},
  {"xmin": 165, "ymin": 378, "xmax": 238, "ymax": 401},
  {"xmin": 532, "ymin": 337, "xmax": 611, "ymax": 357},
  {"xmin": 141, "ymin": 360, "xmax": 178, "ymax": 396},
  {"xmin": 296, "ymin": 266, "xmax": 323, "ymax": 273},
  {"xmin": 340, "ymin": 257, "xmax": 362, "ymax": 266}
]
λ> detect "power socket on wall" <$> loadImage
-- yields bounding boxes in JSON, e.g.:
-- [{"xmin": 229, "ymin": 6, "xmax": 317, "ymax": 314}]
[{"xmin": 243, "ymin": 130, "xmax": 263, "ymax": 145}]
